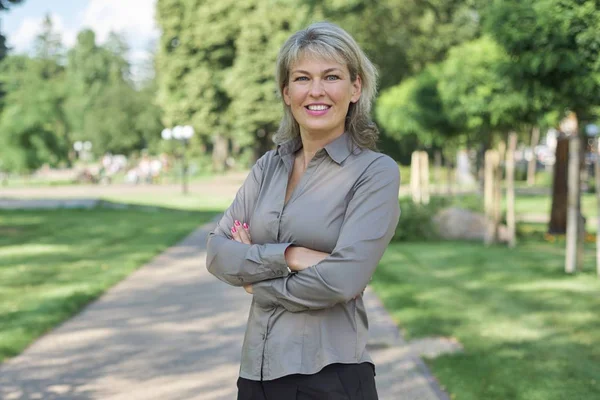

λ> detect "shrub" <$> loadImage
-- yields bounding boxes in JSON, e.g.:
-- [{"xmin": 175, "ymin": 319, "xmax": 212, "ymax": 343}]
[{"xmin": 393, "ymin": 197, "xmax": 452, "ymax": 241}]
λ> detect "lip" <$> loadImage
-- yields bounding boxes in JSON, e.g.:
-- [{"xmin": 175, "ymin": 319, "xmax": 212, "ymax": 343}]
[{"xmin": 304, "ymin": 103, "xmax": 331, "ymax": 116}]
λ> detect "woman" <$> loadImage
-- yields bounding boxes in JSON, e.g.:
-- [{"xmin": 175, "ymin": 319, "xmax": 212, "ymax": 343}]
[{"xmin": 207, "ymin": 21, "xmax": 400, "ymax": 400}]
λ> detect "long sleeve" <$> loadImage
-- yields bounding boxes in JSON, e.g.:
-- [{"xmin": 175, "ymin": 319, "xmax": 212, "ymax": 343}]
[
  {"xmin": 252, "ymin": 155, "xmax": 400, "ymax": 312},
  {"xmin": 206, "ymin": 153, "xmax": 292, "ymax": 287}
]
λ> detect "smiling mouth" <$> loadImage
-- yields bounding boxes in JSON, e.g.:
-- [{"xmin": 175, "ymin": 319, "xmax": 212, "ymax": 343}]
[{"xmin": 305, "ymin": 105, "xmax": 331, "ymax": 111}]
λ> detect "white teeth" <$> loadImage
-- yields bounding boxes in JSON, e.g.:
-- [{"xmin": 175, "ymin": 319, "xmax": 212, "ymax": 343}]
[{"xmin": 307, "ymin": 105, "xmax": 329, "ymax": 111}]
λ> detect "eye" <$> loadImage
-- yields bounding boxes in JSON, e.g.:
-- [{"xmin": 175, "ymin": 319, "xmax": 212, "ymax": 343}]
[
  {"xmin": 293, "ymin": 76, "xmax": 309, "ymax": 82},
  {"xmin": 325, "ymin": 75, "xmax": 340, "ymax": 81}
]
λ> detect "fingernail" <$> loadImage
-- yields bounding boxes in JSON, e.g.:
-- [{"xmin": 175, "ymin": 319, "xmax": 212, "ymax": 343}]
[
  {"xmin": 231, "ymin": 226, "xmax": 237, "ymax": 233},
  {"xmin": 243, "ymin": 223, "xmax": 248, "ymax": 229},
  {"xmin": 234, "ymin": 220, "xmax": 241, "ymax": 226}
]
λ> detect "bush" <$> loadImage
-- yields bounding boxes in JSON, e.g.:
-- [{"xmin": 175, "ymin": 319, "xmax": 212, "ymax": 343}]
[{"xmin": 393, "ymin": 196, "xmax": 452, "ymax": 241}]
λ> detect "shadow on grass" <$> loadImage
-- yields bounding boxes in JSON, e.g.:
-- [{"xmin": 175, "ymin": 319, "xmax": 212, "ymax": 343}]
[
  {"xmin": 372, "ymin": 240, "xmax": 600, "ymax": 400},
  {"xmin": 0, "ymin": 207, "xmax": 222, "ymax": 363}
]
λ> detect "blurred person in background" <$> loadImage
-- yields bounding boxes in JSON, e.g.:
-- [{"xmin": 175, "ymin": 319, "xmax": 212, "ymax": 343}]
[{"xmin": 207, "ymin": 22, "xmax": 400, "ymax": 400}]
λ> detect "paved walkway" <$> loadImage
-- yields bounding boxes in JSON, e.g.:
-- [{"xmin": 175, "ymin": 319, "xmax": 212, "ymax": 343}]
[{"xmin": 0, "ymin": 222, "xmax": 449, "ymax": 400}]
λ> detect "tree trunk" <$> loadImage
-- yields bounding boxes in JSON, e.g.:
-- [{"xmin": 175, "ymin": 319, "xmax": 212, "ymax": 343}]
[
  {"xmin": 420, "ymin": 151, "xmax": 430, "ymax": 204},
  {"xmin": 527, "ymin": 126, "xmax": 540, "ymax": 186},
  {"xmin": 549, "ymin": 134, "xmax": 569, "ymax": 234},
  {"xmin": 212, "ymin": 134, "xmax": 229, "ymax": 172},
  {"xmin": 484, "ymin": 149, "xmax": 500, "ymax": 245},
  {"xmin": 506, "ymin": 133, "xmax": 518, "ymax": 247},
  {"xmin": 565, "ymin": 135, "xmax": 581, "ymax": 273},
  {"xmin": 410, "ymin": 151, "xmax": 422, "ymax": 204},
  {"xmin": 434, "ymin": 150, "xmax": 442, "ymax": 194},
  {"xmin": 595, "ymin": 139, "xmax": 600, "ymax": 277}
]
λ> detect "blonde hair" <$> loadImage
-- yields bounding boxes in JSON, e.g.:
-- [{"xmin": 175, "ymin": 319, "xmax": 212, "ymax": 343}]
[{"xmin": 273, "ymin": 22, "xmax": 379, "ymax": 150}]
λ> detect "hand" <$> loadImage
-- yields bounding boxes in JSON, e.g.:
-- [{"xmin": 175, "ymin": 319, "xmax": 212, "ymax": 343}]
[
  {"xmin": 284, "ymin": 246, "xmax": 329, "ymax": 272},
  {"xmin": 231, "ymin": 220, "xmax": 253, "ymax": 294},
  {"xmin": 231, "ymin": 220, "xmax": 251, "ymax": 245}
]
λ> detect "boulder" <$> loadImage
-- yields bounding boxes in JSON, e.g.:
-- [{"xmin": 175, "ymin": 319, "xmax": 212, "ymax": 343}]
[{"xmin": 433, "ymin": 207, "xmax": 509, "ymax": 242}]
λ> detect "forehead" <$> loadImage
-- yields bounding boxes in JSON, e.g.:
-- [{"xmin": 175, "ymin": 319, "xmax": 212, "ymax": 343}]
[{"xmin": 289, "ymin": 54, "xmax": 349, "ymax": 74}]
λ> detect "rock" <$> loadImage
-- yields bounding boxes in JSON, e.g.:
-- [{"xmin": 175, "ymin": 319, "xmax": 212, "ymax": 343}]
[{"xmin": 433, "ymin": 207, "xmax": 509, "ymax": 242}]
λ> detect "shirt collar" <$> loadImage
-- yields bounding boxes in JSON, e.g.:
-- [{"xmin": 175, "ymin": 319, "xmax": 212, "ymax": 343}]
[{"xmin": 276, "ymin": 132, "xmax": 356, "ymax": 165}]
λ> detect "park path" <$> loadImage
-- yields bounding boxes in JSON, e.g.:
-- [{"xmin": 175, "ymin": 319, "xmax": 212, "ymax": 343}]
[{"xmin": 0, "ymin": 219, "xmax": 449, "ymax": 400}]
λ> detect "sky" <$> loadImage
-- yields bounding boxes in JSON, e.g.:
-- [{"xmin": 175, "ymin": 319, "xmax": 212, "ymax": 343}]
[{"xmin": 2, "ymin": 0, "xmax": 159, "ymax": 79}]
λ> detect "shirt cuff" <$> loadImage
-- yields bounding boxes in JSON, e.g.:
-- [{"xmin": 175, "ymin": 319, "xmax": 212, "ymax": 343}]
[
  {"xmin": 253, "ymin": 242, "xmax": 292, "ymax": 277},
  {"xmin": 252, "ymin": 279, "xmax": 278, "ymax": 308}
]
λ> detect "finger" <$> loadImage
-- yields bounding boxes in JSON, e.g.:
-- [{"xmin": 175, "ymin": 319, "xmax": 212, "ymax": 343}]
[
  {"xmin": 242, "ymin": 222, "xmax": 251, "ymax": 240},
  {"xmin": 237, "ymin": 223, "xmax": 252, "ymax": 244},
  {"xmin": 231, "ymin": 225, "xmax": 242, "ymax": 242}
]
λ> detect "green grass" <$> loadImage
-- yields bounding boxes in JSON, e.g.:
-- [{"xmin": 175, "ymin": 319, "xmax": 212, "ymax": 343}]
[
  {"xmin": 372, "ymin": 232, "xmax": 600, "ymax": 400},
  {"xmin": 0, "ymin": 207, "xmax": 218, "ymax": 362},
  {"xmin": 101, "ymin": 192, "xmax": 235, "ymax": 211},
  {"xmin": 515, "ymin": 192, "xmax": 597, "ymax": 218}
]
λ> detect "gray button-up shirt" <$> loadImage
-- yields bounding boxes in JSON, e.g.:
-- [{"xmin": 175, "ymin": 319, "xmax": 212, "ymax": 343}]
[{"xmin": 206, "ymin": 132, "xmax": 400, "ymax": 381}]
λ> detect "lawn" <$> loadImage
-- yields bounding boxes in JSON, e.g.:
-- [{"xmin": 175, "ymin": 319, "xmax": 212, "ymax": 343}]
[
  {"xmin": 101, "ymin": 192, "xmax": 235, "ymax": 211},
  {"xmin": 372, "ymin": 232, "xmax": 600, "ymax": 400},
  {"xmin": 0, "ymin": 207, "xmax": 217, "ymax": 362}
]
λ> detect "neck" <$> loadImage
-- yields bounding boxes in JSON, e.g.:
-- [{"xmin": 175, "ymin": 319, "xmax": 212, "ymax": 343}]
[{"xmin": 299, "ymin": 129, "xmax": 344, "ymax": 168}]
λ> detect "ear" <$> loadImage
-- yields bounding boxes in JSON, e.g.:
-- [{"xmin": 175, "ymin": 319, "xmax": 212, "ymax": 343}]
[
  {"xmin": 283, "ymin": 85, "xmax": 291, "ymax": 106},
  {"xmin": 350, "ymin": 75, "xmax": 362, "ymax": 103}
]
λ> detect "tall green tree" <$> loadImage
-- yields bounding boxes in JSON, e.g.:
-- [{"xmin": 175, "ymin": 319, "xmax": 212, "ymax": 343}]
[
  {"xmin": 482, "ymin": 0, "xmax": 600, "ymax": 233},
  {"xmin": 156, "ymin": 0, "xmax": 253, "ymax": 171},
  {"xmin": 65, "ymin": 30, "xmax": 147, "ymax": 156},
  {"xmin": 377, "ymin": 67, "xmax": 459, "ymax": 148},
  {"xmin": 0, "ymin": 15, "xmax": 69, "ymax": 173},
  {"xmin": 225, "ymin": 1, "xmax": 310, "ymax": 160},
  {"xmin": 436, "ymin": 37, "xmax": 529, "ymax": 146}
]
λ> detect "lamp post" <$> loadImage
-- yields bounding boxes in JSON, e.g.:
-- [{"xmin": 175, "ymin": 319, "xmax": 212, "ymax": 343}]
[{"xmin": 162, "ymin": 125, "xmax": 194, "ymax": 194}]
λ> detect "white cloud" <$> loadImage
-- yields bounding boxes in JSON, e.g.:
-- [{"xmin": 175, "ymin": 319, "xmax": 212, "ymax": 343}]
[
  {"xmin": 80, "ymin": 0, "xmax": 159, "ymax": 48},
  {"xmin": 10, "ymin": 13, "xmax": 77, "ymax": 53}
]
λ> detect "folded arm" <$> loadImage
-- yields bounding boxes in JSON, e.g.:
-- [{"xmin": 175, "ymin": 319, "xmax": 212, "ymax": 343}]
[
  {"xmin": 251, "ymin": 156, "xmax": 401, "ymax": 312},
  {"xmin": 206, "ymin": 154, "xmax": 292, "ymax": 287}
]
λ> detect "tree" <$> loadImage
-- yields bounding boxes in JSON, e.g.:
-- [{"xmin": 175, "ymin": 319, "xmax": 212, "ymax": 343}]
[
  {"xmin": 156, "ymin": 0, "xmax": 255, "ymax": 171},
  {"xmin": 377, "ymin": 67, "xmax": 459, "ymax": 149},
  {"xmin": 0, "ymin": 0, "xmax": 26, "ymax": 60},
  {"xmin": 0, "ymin": 15, "xmax": 69, "ymax": 173},
  {"xmin": 65, "ymin": 30, "xmax": 145, "ymax": 156},
  {"xmin": 225, "ymin": 1, "xmax": 310, "ymax": 160},
  {"xmin": 482, "ymin": 0, "xmax": 600, "ymax": 234}
]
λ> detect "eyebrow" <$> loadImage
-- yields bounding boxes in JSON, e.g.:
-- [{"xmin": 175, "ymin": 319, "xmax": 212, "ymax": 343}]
[{"xmin": 291, "ymin": 68, "xmax": 344, "ymax": 75}]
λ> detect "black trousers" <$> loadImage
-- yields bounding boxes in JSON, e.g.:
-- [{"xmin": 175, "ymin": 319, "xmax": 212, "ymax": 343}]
[{"xmin": 237, "ymin": 363, "xmax": 378, "ymax": 400}]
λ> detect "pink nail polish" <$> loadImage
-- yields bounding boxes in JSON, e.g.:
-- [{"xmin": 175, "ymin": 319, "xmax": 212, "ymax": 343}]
[
  {"xmin": 235, "ymin": 220, "xmax": 241, "ymax": 226},
  {"xmin": 243, "ymin": 223, "xmax": 248, "ymax": 229},
  {"xmin": 231, "ymin": 226, "xmax": 237, "ymax": 233}
]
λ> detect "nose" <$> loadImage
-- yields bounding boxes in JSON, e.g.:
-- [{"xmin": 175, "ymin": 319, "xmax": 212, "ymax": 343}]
[{"xmin": 308, "ymin": 79, "xmax": 325, "ymax": 97}]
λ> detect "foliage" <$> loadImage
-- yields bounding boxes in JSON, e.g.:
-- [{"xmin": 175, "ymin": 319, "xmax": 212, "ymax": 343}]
[
  {"xmin": 155, "ymin": 0, "xmax": 248, "ymax": 162},
  {"xmin": 308, "ymin": 0, "xmax": 481, "ymax": 90},
  {"xmin": 393, "ymin": 196, "xmax": 452, "ymax": 241},
  {"xmin": 436, "ymin": 36, "xmax": 529, "ymax": 137},
  {"xmin": 377, "ymin": 67, "xmax": 459, "ymax": 148},
  {"xmin": 225, "ymin": 1, "xmax": 310, "ymax": 158},
  {"xmin": 482, "ymin": 0, "xmax": 600, "ymax": 119},
  {"xmin": 0, "ymin": 17, "xmax": 69, "ymax": 172}
]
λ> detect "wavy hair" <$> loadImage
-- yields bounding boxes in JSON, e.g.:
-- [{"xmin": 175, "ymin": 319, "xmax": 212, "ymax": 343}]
[{"xmin": 273, "ymin": 22, "xmax": 379, "ymax": 150}]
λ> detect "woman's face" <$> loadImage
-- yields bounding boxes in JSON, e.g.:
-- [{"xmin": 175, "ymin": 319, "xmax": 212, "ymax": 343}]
[{"xmin": 283, "ymin": 55, "xmax": 361, "ymax": 138}]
